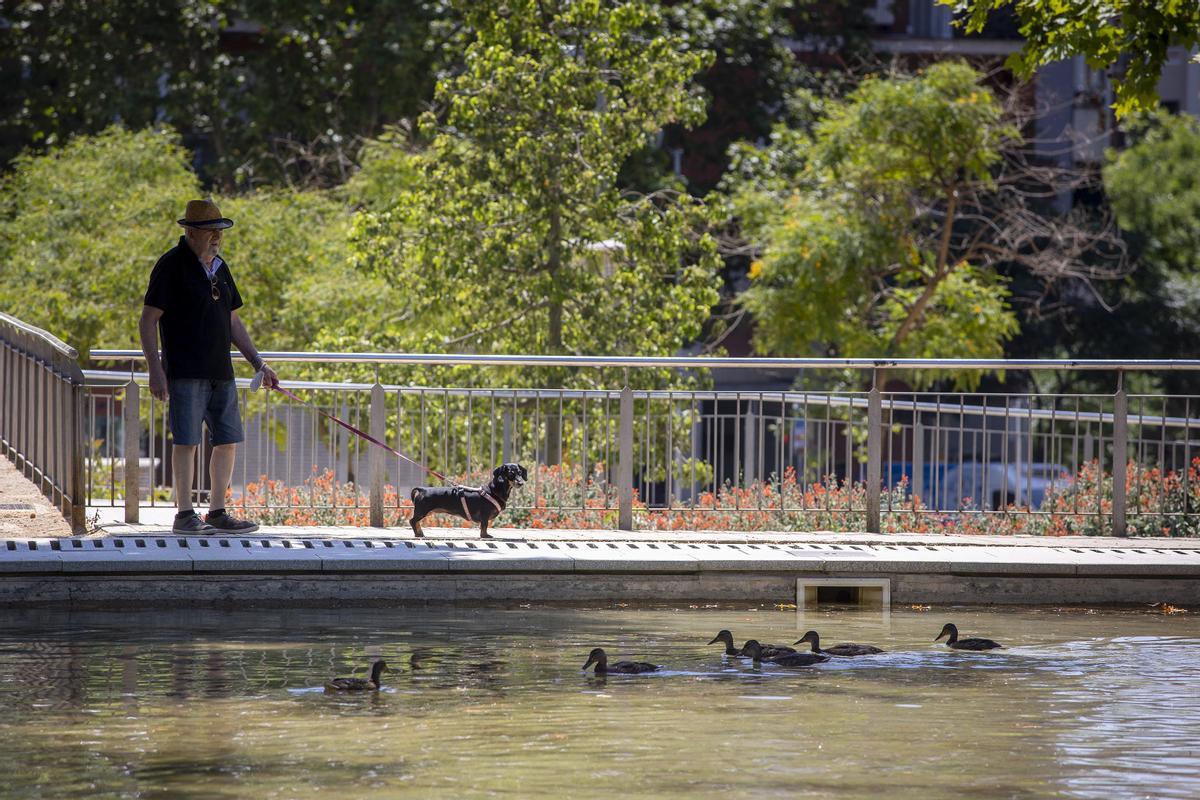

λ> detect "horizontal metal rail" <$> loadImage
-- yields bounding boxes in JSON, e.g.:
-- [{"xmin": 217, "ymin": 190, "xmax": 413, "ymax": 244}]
[
  {"xmin": 83, "ymin": 371, "xmax": 1200, "ymax": 431},
  {"xmin": 89, "ymin": 349, "xmax": 1200, "ymax": 372}
]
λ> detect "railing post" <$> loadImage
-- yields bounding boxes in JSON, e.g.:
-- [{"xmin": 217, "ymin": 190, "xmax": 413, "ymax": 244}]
[
  {"xmin": 369, "ymin": 382, "xmax": 385, "ymax": 527},
  {"xmin": 124, "ymin": 379, "xmax": 140, "ymax": 523},
  {"xmin": 866, "ymin": 370, "xmax": 881, "ymax": 533},
  {"xmin": 618, "ymin": 385, "xmax": 633, "ymax": 531},
  {"xmin": 743, "ymin": 400, "xmax": 756, "ymax": 485},
  {"xmin": 912, "ymin": 419, "xmax": 924, "ymax": 509},
  {"xmin": 502, "ymin": 412, "xmax": 513, "ymax": 465},
  {"xmin": 68, "ymin": 375, "xmax": 86, "ymax": 532},
  {"xmin": 1112, "ymin": 372, "xmax": 1128, "ymax": 537}
]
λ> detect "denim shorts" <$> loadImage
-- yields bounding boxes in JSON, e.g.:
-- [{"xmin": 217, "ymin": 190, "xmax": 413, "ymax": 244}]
[{"xmin": 168, "ymin": 379, "xmax": 245, "ymax": 446}]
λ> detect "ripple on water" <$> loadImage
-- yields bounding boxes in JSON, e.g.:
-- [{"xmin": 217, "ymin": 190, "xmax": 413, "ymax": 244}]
[{"xmin": 0, "ymin": 607, "xmax": 1197, "ymax": 800}]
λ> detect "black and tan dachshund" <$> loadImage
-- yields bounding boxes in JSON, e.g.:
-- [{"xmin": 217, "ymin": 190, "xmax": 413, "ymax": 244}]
[{"xmin": 409, "ymin": 463, "xmax": 528, "ymax": 539}]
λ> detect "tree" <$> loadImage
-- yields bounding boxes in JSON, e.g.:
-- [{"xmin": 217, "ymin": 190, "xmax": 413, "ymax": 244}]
[
  {"xmin": 0, "ymin": 126, "xmax": 356, "ymax": 357},
  {"xmin": 0, "ymin": 127, "xmax": 200, "ymax": 357},
  {"xmin": 940, "ymin": 0, "xmax": 1200, "ymax": 117},
  {"xmin": 646, "ymin": 0, "xmax": 872, "ymax": 194},
  {"xmin": 1094, "ymin": 112, "xmax": 1200, "ymax": 393},
  {"xmin": 0, "ymin": 1, "xmax": 450, "ymax": 187},
  {"xmin": 350, "ymin": 0, "xmax": 723, "ymax": 386},
  {"xmin": 720, "ymin": 62, "xmax": 1127, "ymax": 385}
]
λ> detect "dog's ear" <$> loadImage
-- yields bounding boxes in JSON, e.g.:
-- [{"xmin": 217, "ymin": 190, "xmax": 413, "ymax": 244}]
[{"xmin": 493, "ymin": 466, "xmax": 505, "ymax": 479}]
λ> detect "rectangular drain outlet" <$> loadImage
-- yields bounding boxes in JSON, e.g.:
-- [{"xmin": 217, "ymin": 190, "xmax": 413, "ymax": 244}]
[{"xmin": 796, "ymin": 578, "xmax": 891, "ymax": 610}]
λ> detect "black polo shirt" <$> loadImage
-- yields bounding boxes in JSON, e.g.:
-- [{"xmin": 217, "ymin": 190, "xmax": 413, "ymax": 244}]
[{"xmin": 144, "ymin": 236, "xmax": 244, "ymax": 380}]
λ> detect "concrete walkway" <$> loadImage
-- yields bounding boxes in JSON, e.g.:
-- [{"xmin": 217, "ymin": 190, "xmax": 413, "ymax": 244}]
[
  {"xmin": 0, "ymin": 456, "xmax": 71, "ymax": 538},
  {"xmin": 79, "ymin": 506, "xmax": 1200, "ymax": 549},
  {"xmin": 1, "ymin": 504, "xmax": 1198, "ymax": 607}
]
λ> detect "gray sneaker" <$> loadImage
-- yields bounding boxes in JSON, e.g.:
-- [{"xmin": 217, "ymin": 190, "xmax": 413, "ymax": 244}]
[
  {"xmin": 205, "ymin": 509, "xmax": 260, "ymax": 534},
  {"xmin": 173, "ymin": 511, "xmax": 216, "ymax": 534}
]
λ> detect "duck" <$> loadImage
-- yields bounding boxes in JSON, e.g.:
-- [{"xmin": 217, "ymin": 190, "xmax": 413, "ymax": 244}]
[
  {"xmin": 582, "ymin": 647, "xmax": 660, "ymax": 675},
  {"xmin": 794, "ymin": 630, "xmax": 884, "ymax": 657},
  {"xmin": 325, "ymin": 659, "xmax": 389, "ymax": 691},
  {"xmin": 741, "ymin": 639, "xmax": 797, "ymax": 659},
  {"xmin": 708, "ymin": 629, "xmax": 742, "ymax": 656},
  {"xmin": 742, "ymin": 640, "xmax": 828, "ymax": 667},
  {"xmin": 935, "ymin": 623, "xmax": 1002, "ymax": 651}
]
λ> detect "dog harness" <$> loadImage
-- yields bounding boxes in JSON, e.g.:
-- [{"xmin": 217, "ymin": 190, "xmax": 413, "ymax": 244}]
[{"xmin": 460, "ymin": 488, "xmax": 503, "ymax": 523}]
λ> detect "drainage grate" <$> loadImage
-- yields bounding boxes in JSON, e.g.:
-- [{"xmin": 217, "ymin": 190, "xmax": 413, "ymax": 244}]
[{"xmin": 0, "ymin": 503, "xmax": 34, "ymax": 511}]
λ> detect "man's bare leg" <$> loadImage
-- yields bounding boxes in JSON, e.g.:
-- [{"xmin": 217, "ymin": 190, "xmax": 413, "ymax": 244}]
[
  {"xmin": 209, "ymin": 443, "xmax": 237, "ymax": 512},
  {"xmin": 173, "ymin": 444, "xmax": 198, "ymax": 514}
]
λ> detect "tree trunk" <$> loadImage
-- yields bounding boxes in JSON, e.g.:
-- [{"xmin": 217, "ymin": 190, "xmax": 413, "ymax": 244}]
[
  {"xmin": 888, "ymin": 188, "xmax": 959, "ymax": 352},
  {"xmin": 544, "ymin": 199, "xmax": 564, "ymax": 465}
]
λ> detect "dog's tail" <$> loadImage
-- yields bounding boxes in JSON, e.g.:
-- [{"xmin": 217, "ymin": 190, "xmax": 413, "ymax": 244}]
[{"xmin": 411, "ymin": 487, "xmax": 426, "ymax": 503}]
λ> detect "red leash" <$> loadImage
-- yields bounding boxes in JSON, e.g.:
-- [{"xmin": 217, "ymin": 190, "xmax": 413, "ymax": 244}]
[{"xmin": 269, "ymin": 384, "xmax": 456, "ymax": 485}]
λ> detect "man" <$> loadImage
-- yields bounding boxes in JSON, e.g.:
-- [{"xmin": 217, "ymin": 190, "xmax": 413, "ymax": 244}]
[{"xmin": 140, "ymin": 199, "xmax": 279, "ymax": 534}]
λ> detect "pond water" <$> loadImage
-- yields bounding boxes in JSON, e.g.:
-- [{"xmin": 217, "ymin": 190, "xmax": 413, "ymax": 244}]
[{"xmin": 0, "ymin": 605, "xmax": 1197, "ymax": 799}]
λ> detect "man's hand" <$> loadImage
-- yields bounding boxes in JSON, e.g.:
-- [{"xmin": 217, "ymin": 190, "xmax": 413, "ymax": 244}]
[
  {"xmin": 259, "ymin": 363, "xmax": 279, "ymax": 390},
  {"xmin": 149, "ymin": 363, "xmax": 168, "ymax": 402}
]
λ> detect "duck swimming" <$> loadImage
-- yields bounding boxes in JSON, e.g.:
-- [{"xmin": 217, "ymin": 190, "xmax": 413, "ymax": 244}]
[
  {"xmin": 935, "ymin": 623, "xmax": 1003, "ymax": 651},
  {"xmin": 794, "ymin": 630, "xmax": 884, "ymax": 657},
  {"xmin": 739, "ymin": 640, "xmax": 797, "ymax": 659},
  {"xmin": 708, "ymin": 630, "xmax": 741, "ymax": 656},
  {"xmin": 582, "ymin": 648, "xmax": 660, "ymax": 675},
  {"xmin": 325, "ymin": 659, "xmax": 389, "ymax": 691},
  {"xmin": 742, "ymin": 640, "xmax": 828, "ymax": 667}
]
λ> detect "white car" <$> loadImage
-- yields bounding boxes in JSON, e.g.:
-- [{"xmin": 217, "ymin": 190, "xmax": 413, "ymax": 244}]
[{"xmin": 928, "ymin": 461, "xmax": 1072, "ymax": 511}]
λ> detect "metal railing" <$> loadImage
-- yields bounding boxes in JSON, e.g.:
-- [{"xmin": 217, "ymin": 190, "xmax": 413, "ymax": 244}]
[
  {"xmin": 79, "ymin": 349, "xmax": 1200, "ymax": 537},
  {"xmin": 0, "ymin": 313, "xmax": 87, "ymax": 531}
]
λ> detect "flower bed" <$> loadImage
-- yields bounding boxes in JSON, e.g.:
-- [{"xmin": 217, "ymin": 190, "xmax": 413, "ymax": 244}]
[{"xmin": 227, "ymin": 458, "xmax": 1200, "ymax": 537}]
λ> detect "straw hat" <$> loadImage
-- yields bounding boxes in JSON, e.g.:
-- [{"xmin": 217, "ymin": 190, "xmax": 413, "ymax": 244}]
[{"xmin": 177, "ymin": 199, "xmax": 234, "ymax": 230}]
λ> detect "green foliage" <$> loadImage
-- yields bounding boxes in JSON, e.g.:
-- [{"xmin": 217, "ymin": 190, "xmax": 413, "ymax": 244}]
[
  {"xmin": 0, "ymin": 127, "xmax": 199, "ymax": 356},
  {"xmin": 723, "ymin": 62, "xmax": 1020, "ymax": 384},
  {"xmin": 647, "ymin": 0, "xmax": 871, "ymax": 193},
  {"xmin": 941, "ymin": 0, "xmax": 1200, "ymax": 117},
  {"xmin": 0, "ymin": 1, "xmax": 449, "ymax": 187},
  {"xmin": 341, "ymin": 126, "xmax": 425, "ymax": 212},
  {"xmin": 1091, "ymin": 113, "xmax": 1200, "ymax": 392},
  {"xmin": 0, "ymin": 125, "xmax": 357, "ymax": 357},
  {"xmin": 215, "ymin": 189, "xmax": 363, "ymax": 351},
  {"xmin": 1105, "ymin": 114, "xmax": 1200, "ymax": 273},
  {"xmin": 350, "ymin": 0, "xmax": 723, "ymax": 391}
]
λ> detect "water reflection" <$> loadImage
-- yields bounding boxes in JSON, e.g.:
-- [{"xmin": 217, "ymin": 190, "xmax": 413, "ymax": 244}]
[{"xmin": 0, "ymin": 607, "xmax": 1196, "ymax": 799}]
